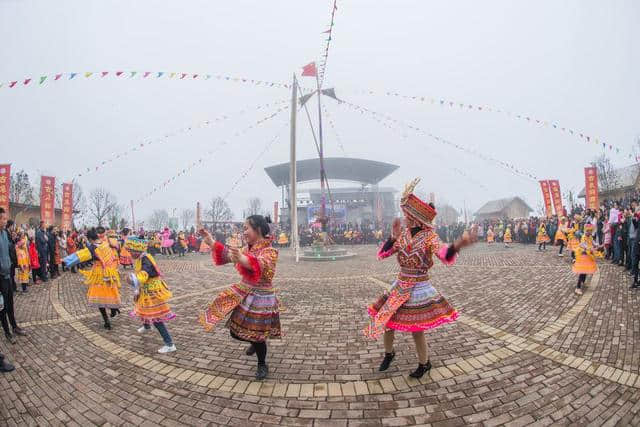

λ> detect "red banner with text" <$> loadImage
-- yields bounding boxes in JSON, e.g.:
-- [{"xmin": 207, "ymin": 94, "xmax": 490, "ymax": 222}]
[
  {"xmin": 0, "ymin": 164, "xmax": 10, "ymax": 215},
  {"xmin": 62, "ymin": 183, "xmax": 73, "ymax": 230},
  {"xmin": 40, "ymin": 176, "xmax": 55, "ymax": 226},
  {"xmin": 548, "ymin": 180, "xmax": 563, "ymax": 216},
  {"xmin": 584, "ymin": 167, "xmax": 599, "ymax": 210},
  {"xmin": 539, "ymin": 180, "xmax": 552, "ymax": 218}
]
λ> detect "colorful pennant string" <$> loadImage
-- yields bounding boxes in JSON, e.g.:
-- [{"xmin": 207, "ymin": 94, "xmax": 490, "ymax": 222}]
[
  {"xmin": 338, "ymin": 99, "xmax": 538, "ymax": 181},
  {"xmin": 135, "ymin": 105, "xmax": 289, "ymax": 203},
  {"xmin": 318, "ymin": 0, "xmax": 338, "ymax": 86},
  {"xmin": 349, "ymin": 88, "xmax": 626, "ymax": 158},
  {"xmin": 321, "ymin": 104, "xmax": 346, "ymax": 155},
  {"xmin": 73, "ymin": 99, "xmax": 288, "ymax": 180}
]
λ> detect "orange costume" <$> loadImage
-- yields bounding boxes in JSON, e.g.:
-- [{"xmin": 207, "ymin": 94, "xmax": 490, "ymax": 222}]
[
  {"xmin": 15, "ymin": 237, "xmax": 31, "ymax": 285},
  {"xmin": 80, "ymin": 240, "xmax": 122, "ymax": 308},
  {"xmin": 572, "ymin": 233, "xmax": 602, "ymax": 275},
  {"xmin": 486, "ymin": 228, "xmax": 495, "ymax": 243}
]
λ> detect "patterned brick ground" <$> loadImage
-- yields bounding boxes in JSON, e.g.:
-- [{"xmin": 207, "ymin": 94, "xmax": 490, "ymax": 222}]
[{"xmin": 1, "ymin": 244, "xmax": 639, "ymax": 426}]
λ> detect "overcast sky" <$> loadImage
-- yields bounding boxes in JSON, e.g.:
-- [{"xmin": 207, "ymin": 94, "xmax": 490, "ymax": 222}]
[{"xmin": 1, "ymin": 0, "xmax": 638, "ymax": 223}]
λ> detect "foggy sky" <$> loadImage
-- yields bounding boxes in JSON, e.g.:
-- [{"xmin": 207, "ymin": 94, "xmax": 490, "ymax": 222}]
[{"xmin": 1, "ymin": 0, "xmax": 638, "ymax": 224}]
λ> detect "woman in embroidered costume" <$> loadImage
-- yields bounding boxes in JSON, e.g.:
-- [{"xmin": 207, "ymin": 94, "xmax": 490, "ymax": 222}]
[
  {"xmin": 15, "ymin": 232, "xmax": 31, "ymax": 293},
  {"xmin": 176, "ymin": 232, "xmax": 187, "ymax": 257},
  {"xmin": 555, "ymin": 217, "xmax": 568, "ymax": 257},
  {"xmin": 536, "ymin": 223, "xmax": 550, "ymax": 251},
  {"xmin": 566, "ymin": 215, "xmax": 581, "ymax": 261},
  {"xmin": 365, "ymin": 179, "xmax": 476, "ymax": 378},
  {"xmin": 199, "ymin": 215, "xmax": 280, "ymax": 380},
  {"xmin": 119, "ymin": 228, "xmax": 133, "ymax": 268},
  {"xmin": 572, "ymin": 223, "xmax": 603, "ymax": 296},
  {"xmin": 63, "ymin": 227, "xmax": 122, "ymax": 329},
  {"xmin": 160, "ymin": 227, "xmax": 174, "ymax": 256},
  {"xmin": 486, "ymin": 226, "xmax": 495, "ymax": 244},
  {"xmin": 503, "ymin": 226, "xmax": 512, "ymax": 248},
  {"xmin": 125, "ymin": 237, "xmax": 177, "ymax": 353}
]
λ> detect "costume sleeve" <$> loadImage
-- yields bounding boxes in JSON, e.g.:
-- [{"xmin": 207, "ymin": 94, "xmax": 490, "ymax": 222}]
[
  {"xmin": 236, "ymin": 247, "xmax": 278, "ymax": 283},
  {"xmin": 377, "ymin": 237, "xmax": 398, "ymax": 260},
  {"xmin": 425, "ymin": 232, "xmax": 457, "ymax": 266},
  {"xmin": 211, "ymin": 241, "xmax": 231, "ymax": 265}
]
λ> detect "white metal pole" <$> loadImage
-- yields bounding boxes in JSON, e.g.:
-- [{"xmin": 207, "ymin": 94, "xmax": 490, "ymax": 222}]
[{"xmin": 290, "ymin": 74, "xmax": 299, "ymax": 262}]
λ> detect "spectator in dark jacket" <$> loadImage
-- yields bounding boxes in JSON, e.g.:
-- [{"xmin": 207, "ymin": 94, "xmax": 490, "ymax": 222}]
[{"xmin": 35, "ymin": 221, "xmax": 49, "ymax": 282}]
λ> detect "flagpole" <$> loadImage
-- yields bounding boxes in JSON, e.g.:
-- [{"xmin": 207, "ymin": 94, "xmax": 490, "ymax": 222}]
[
  {"xmin": 130, "ymin": 200, "xmax": 136, "ymax": 231},
  {"xmin": 290, "ymin": 74, "xmax": 299, "ymax": 262},
  {"xmin": 316, "ymin": 72, "xmax": 327, "ymax": 230}
]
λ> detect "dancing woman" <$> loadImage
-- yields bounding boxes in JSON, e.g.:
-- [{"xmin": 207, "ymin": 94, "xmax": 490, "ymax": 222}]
[
  {"xmin": 555, "ymin": 217, "xmax": 568, "ymax": 257},
  {"xmin": 572, "ymin": 223, "xmax": 603, "ymax": 295},
  {"xmin": 199, "ymin": 215, "xmax": 280, "ymax": 380},
  {"xmin": 64, "ymin": 227, "xmax": 122, "ymax": 329},
  {"xmin": 365, "ymin": 179, "xmax": 476, "ymax": 378}
]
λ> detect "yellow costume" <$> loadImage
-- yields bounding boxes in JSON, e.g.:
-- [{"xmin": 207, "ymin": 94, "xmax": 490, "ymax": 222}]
[
  {"xmin": 555, "ymin": 218, "xmax": 568, "ymax": 243},
  {"xmin": 15, "ymin": 237, "xmax": 30, "ymax": 284},
  {"xmin": 127, "ymin": 238, "xmax": 175, "ymax": 323},
  {"xmin": 486, "ymin": 228, "xmax": 495, "ymax": 243},
  {"xmin": 536, "ymin": 224, "xmax": 551, "ymax": 244},
  {"xmin": 277, "ymin": 232, "xmax": 289, "ymax": 245},
  {"xmin": 80, "ymin": 241, "xmax": 122, "ymax": 308},
  {"xmin": 503, "ymin": 227, "xmax": 512, "ymax": 243},
  {"xmin": 572, "ymin": 233, "xmax": 602, "ymax": 275},
  {"xmin": 566, "ymin": 222, "xmax": 580, "ymax": 253}
]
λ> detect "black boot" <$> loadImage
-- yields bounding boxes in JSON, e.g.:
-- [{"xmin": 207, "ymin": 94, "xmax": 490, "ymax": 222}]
[
  {"xmin": 110, "ymin": 308, "xmax": 120, "ymax": 318},
  {"xmin": 245, "ymin": 344, "xmax": 256, "ymax": 356},
  {"xmin": 409, "ymin": 360, "xmax": 432, "ymax": 378},
  {"xmin": 379, "ymin": 352, "xmax": 395, "ymax": 372},
  {"xmin": 256, "ymin": 363, "xmax": 268, "ymax": 380},
  {"xmin": 100, "ymin": 308, "xmax": 111, "ymax": 329}
]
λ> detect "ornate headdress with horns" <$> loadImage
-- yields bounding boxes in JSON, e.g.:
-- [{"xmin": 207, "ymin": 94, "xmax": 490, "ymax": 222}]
[{"xmin": 400, "ymin": 178, "xmax": 437, "ymax": 228}]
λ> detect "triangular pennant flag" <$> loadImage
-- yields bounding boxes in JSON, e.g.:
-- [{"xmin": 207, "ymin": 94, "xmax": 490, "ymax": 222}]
[
  {"xmin": 143, "ymin": 71, "xmax": 151, "ymax": 78},
  {"xmin": 116, "ymin": 71, "xmax": 124, "ymax": 76},
  {"xmin": 84, "ymin": 72, "xmax": 93, "ymax": 78},
  {"xmin": 170, "ymin": 72, "xmax": 176, "ymax": 78},
  {"xmin": 39, "ymin": 76, "xmax": 47, "ymax": 85},
  {"xmin": 205, "ymin": 74, "xmax": 211, "ymax": 79},
  {"xmin": 180, "ymin": 73, "xmax": 187, "ymax": 79},
  {"xmin": 322, "ymin": 29, "xmax": 331, "ymax": 34},
  {"xmin": 55, "ymin": 74, "xmax": 62, "ymax": 80},
  {"xmin": 321, "ymin": 88, "xmax": 340, "ymax": 101},
  {"xmin": 69, "ymin": 73, "xmax": 77, "ymax": 79},
  {"xmin": 192, "ymin": 74, "xmax": 198, "ymax": 79},
  {"xmin": 101, "ymin": 71, "xmax": 109, "ymax": 77},
  {"xmin": 299, "ymin": 92, "xmax": 315, "ymax": 106},
  {"xmin": 9, "ymin": 81, "xmax": 17, "ymax": 88},
  {"xmin": 130, "ymin": 71, "xmax": 137, "ymax": 77},
  {"xmin": 157, "ymin": 72, "xmax": 164, "ymax": 78}
]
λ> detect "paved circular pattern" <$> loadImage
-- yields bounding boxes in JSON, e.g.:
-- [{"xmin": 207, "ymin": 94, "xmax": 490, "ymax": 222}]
[{"xmin": 3, "ymin": 244, "xmax": 640, "ymax": 426}]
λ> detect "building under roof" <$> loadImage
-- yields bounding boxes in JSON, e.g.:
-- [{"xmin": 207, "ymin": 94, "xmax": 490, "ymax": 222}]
[
  {"xmin": 474, "ymin": 197, "xmax": 533, "ymax": 220},
  {"xmin": 578, "ymin": 164, "xmax": 640, "ymax": 200},
  {"xmin": 264, "ymin": 157, "xmax": 399, "ymax": 187}
]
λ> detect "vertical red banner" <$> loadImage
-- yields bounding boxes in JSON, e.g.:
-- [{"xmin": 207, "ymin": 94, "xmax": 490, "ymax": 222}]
[
  {"xmin": 539, "ymin": 180, "xmax": 553, "ymax": 218},
  {"xmin": 61, "ymin": 183, "xmax": 73, "ymax": 231},
  {"xmin": 548, "ymin": 180, "xmax": 563, "ymax": 216},
  {"xmin": 273, "ymin": 201, "xmax": 279, "ymax": 225},
  {"xmin": 584, "ymin": 167, "xmax": 599, "ymax": 210},
  {"xmin": 0, "ymin": 164, "xmax": 10, "ymax": 215},
  {"xmin": 40, "ymin": 176, "xmax": 55, "ymax": 226}
]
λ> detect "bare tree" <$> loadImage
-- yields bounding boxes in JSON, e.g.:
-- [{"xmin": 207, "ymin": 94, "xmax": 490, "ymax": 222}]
[
  {"xmin": 594, "ymin": 154, "xmax": 620, "ymax": 192},
  {"xmin": 87, "ymin": 187, "xmax": 118, "ymax": 226},
  {"xmin": 147, "ymin": 209, "xmax": 169, "ymax": 230},
  {"xmin": 245, "ymin": 197, "xmax": 263, "ymax": 217},
  {"xmin": 180, "ymin": 208, "xmax": 195, "ymax": 230},
  {"xmin": 207, "ymin": 197, "xmax": 233, "ymax": 225},
  {"xmin": 108, "ymin": 204, "xmax": 126, "ymax": 230},
  {"xmin": 9, "ymin": 170, "xmax": 36, "ymax": 204}
]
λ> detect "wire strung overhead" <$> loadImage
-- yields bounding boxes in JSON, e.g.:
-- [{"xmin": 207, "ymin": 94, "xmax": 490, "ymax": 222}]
[
  {"xmin": 135, "ymin": 104, "xmax": 289, "ymax": 203},
  {"xmin": 321, "ymin": 104, "xmax": 346, "ymax": 155},
  {"xmin": 348, "ymin": 87, "xmax": 627, "ymax": 159},
  {"xmin": 337, "ymin": 99, "xmax": 539, "ymax": 182},
  {"xmin": 318, "ymin": 0, "xmax": 338, "ymax": 87},
  {"xmin": 73, "ymin": 99, "xmax": 288, "ymax": 180}
]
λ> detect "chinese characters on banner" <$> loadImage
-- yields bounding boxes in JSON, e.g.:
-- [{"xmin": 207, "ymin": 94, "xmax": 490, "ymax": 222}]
[
  {"xmin": 0, "ymin": 164, "xmax": 10, "ymax": 215},
  {"xmin": 548, "ymin": 180, "xmax": 564, "ymax": 216},
  {"xmin": 61, "ymin": 183, "xmax": 73, "ymax": 230},
  {"xmin": 539, "ymin": 180, "xmax": 553, "ymax": 218},
  {"xmin": 584, "ymin": 167, "xmax": 599, "ymax": 210},
  {"xmin": 40, "ymin": 176, "xmax": 55, "ymax": 226}
]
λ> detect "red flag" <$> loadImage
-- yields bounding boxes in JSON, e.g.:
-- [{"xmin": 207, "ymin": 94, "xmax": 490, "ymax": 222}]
[
  {"xmin": 101, "ymin": 71, "xmax": 109, "ymax": 77},
  {"xmin": 9, "ymin": 81, "xmax": 17, "ymax": 88},
  {"xmin": 54, "ymin": 74, "xmax": 62, "ymax": 80},
  {"xmin": 24, "ymin": 78, "xmax": 31, "ymax": 85},
  {"xmin": 301, "ymin": 62, "xmax": 317, "ymax": 77}
]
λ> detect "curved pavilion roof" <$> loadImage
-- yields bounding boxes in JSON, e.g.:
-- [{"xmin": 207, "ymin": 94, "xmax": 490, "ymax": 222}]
[{"xmin": 264, "ymin": 157, "xmax": 399, "ymax": 187}]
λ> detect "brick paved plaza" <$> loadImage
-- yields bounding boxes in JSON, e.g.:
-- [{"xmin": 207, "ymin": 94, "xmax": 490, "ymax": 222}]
[{"xmin": 1, "ymin": 244, "xmax": 640, "ymax": 426}]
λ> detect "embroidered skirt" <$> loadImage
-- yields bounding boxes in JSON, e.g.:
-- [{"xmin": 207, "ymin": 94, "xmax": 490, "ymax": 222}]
[
  {"xmin": 367, "ymin": 280, "xmax": 458, "ymax": 335},
  {"xmin": 131, "ymin": 278, "xmax": 176, "ymax": 323},
  {"xmin": 200, "ymin": 283, "xmax": 281, "ymax": 342}
]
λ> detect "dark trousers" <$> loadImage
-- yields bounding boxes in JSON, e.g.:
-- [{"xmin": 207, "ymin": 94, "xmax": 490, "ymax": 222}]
[
  {"xmin": 0, "ymin": 277, "xmax": 18, "ymax": 335},
  {"xmin": 627, "ymin": 238, "xmax": 636, "ymax": 270},
  {"xmin": 37, "ymin": 252, "xmax": 48, "ymax": 280}
]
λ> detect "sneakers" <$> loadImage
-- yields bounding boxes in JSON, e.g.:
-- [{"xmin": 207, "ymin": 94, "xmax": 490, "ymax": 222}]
[
  {"xmin": 379, "ymin": 352, "xmax": 395, "ymax": 372},
  {"xmin": 137, "ymin": 326, "xmax": 148, "ymax": 333},
  {"xmin": 256, "ymin": 363, "xmax": 269, "ymax": 380},
  {"xmin": 575, "ymin": 288, "xmax": 583, "ymax": 296},
  {"xmin": 158, "ymin": 345, "xmax": 176, "ymax": 354},
  {"xmin": 558, "ymin": 253, "xmax": 564, "ymax": 257},
  {"xmin": 13, "ymin": 327, "xmax": 27, "ymax": 337}
]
